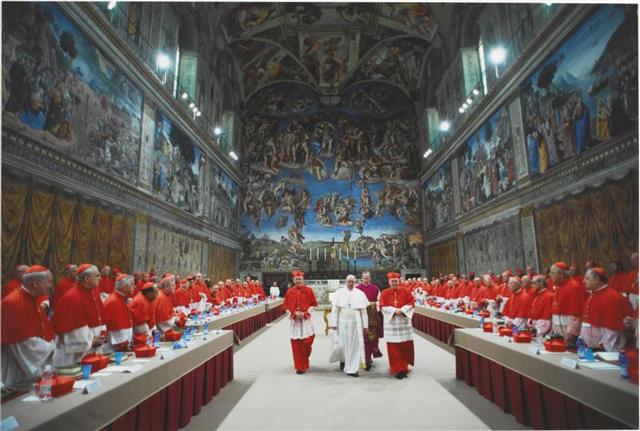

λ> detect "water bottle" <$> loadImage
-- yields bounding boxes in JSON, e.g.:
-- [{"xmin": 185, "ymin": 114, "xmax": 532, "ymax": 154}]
[
  {"xmin": 204, "ymin": 322, "xmax": 209, "ymax": 336},
  {"xmin": 619, "ymin": 350, "xmax": 629, "ymax": 378},
  {"xmin": 38, "ymin": 365, "xmax": 54, "ymax": 402},
  {"xmin": 153, "ymin": 330, "xmax": 160, "ymax": 348},
  {"xmin": 184, "ymin": 328, "xmax": 192, "ymax": 342},
  {"xmin": 147, "ymin": 334, "xmax": 153, "ymax": 347},
  {"xmin": 512, "ymin": 325, "xmax": 520, "ymax": 336},
  {"xmin": 577, "ymin": 338, "xmax": 586, "ymax": 360},
  {"xmin": 479, "ymin": 316, "xmax": 485, "ymax": 327}
]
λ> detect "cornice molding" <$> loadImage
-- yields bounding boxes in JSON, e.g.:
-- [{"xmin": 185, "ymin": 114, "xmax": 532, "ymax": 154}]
[
  {"xmin": 2, "ymin": 126, "xmax": 240, "ymax": 251},
  {"xmin": 56, "ymin": 2, "xmax": 241, "ymax": 185},
  {"xmin": 420, "ymin": 4, "xmax": 594, "ymax": 183}
]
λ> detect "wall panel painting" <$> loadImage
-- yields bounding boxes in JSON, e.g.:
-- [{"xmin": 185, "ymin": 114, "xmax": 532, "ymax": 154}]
[
  {"xmin": 151, "ymin": 110, "xmax": 204, "ymax": 215},
  {"xmin": 521, "ymin": 4, "xmax": 637, "ymax": 175},
  {"xmin": 211, "ymin": 165, "xmax": 239, "ymax": 232},
  {"xmin": 2, "ymin": 2, "xmax": 143, "ymax": 182},
  {"xmin": 423, "ymin": 160, "xmax": 454, "ymax": 230},
  {"xmin": 458, "ymin": 105, "xmax": 516, "ymax": 213}
]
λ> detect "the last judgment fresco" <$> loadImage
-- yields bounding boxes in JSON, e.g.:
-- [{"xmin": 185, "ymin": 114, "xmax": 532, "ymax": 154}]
[{"xmin": 240, "ymin": 84, "xmax": 423, "ymax": 272}]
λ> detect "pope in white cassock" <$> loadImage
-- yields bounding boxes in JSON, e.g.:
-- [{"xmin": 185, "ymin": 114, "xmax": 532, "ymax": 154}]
[{"xmin": 329, "ymin": 275, "xmax": 369, "ymax": 377}]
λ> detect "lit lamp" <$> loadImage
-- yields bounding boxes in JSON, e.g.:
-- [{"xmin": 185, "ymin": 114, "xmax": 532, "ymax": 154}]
[
  {"xmin": 156, "ymin": 53, "xmax": 171, "ymax": 84},
  {"xmin": 488, "ymin": 46, "xmax": 507, "ymax": 78}
]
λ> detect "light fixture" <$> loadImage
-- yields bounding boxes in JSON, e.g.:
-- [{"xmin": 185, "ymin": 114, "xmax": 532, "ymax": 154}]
[
  {"xmin": 489, "ymin": 46, "xmax": 507, "ymax": 65},
  {"xmin": 214, "ymin": 127, "xmax": 222, "ymax": 136},
  {"xmin": 458, "ymin": 107, "xmax": 465, "ymax": 114},
  {"xmin": 466, "ymin": 97, "xmax": 473, "ymax": 105},
  {"xmin": 439, "ymin": 121, "xmax": 451, "ymax": 132},
  {"xmin": 423, "ymin": 149, "xmax": 433, "ymax": 159},
  {"xmin": 156, "ymin": 53, "xmax": 171, "ymax": 70},
  {"xmin": 192, "ymin": 106, "xmax": 198, "ymax": 113},
  {"xmin": 462, "ymin": 103, "xmax": 468, "ymax": 109},
  {"xmin": 472, "ymin": 88, "xmax": 480, "ymax": 96},
  {"xmin": 229, "ymin": 151, "xmax": 239, "ymax": 161},
  {"xmin": 107, "ymin": 0, "xmax": 117, "ymax": 10},
  {"xmin": 196, "ymin": 111, "xmax": 202, "ymax": 117},
  {"xmin": 545, "ymin": 2, "xmax": 553, "ymax": 5},
  {"xmin": 181, "ymin": 92, "xmax": 188, "ymax": 100},
  {"xmin": 188, "ymin": 102, "xmax": 195, "ymax": 109}
]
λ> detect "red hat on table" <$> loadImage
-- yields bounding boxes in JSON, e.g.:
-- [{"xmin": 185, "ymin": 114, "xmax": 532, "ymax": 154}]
[
  {"xmin": 387, "ymin": 272, "xmax": 401, "ymax": 280},
  {"xmin": 292, "ymin": 270, "xmax": 304, "ymax": 278}
]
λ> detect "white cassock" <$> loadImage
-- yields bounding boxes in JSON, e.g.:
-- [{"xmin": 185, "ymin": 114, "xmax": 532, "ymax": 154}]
[
  {"xmin": 270, "ymin": 286, "xmax": 280, "ymax": 298},
  {"xmin": 329, "ymin": 287, "xmax": 369, "ymax": 374},
  {"xmin": 53, "ymin": 324, "xmax": 106, "ymax": 368},
  {"xmin": 2, "ymin": 338, "xmax": 56, "ymax": 390}
]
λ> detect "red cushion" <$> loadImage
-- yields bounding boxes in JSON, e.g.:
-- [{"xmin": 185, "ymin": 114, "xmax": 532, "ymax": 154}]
[
  {"xmin": 135, "ymin": 346, "xmax": 157, "ymax": 358},
  {"xmin": 35, "ymin": 375, "xmax": 75, "ymax": 397}
]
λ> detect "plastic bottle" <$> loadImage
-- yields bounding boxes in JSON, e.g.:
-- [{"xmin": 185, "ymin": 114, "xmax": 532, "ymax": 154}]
[
  {"xmin": 204, "ymin": 322, "xmax": 209, "ymax": 336},
  {"xmin": 153, "ymin": 330, "xmax": 160, "ymax": 348},
  {"xmin": 479, "ymin": 316, "xmax": 485, "ymax": 327},
  {"xmin": 577, "ymin": 338, "xmax": 586, "ymax": 360},
  {"xmin": 619, "ymin": 350, "xmax": 629, "ymax": 378},
  {"xmin": 38, "ymin": 365, "xmax": 54, "ymax": 402}
]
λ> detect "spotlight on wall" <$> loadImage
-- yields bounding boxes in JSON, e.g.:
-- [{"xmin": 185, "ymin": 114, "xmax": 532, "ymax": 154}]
[
  {"xmin": 107, "ymin": 0, "xmax": 117, "ymax": 10},
  {"xmin": 489, "ymin": 46, "xmax": 507, "ymax": 65},
  {"xmin": 229, "ymin": 151, "xmax": 239, "ymax": 161},
  {"xmin": 156, "ymin": 53, "xmax": 171, "ymax": 70},
  {"xmin": 439, "ymin": 121, "xmax": 451, "ymax": 132},
  {"xmin": 423, "ymin": 149, "xmax": 433, "ymax": 159},
  {"xmin": 214, "ymin": 127, "xmax": 222, "ymax": 136},
  {"xmin": 462, "ymin": 103, "xmax": 468, "ymax": 109},
  {"xmin": 188, "ymin": 102, "xmax": 195, "ymax": 109},
  {"xmin": 466, "ymin": 98, "xmax": 473, "ymax": 105},
  {"xmin": 196, "ymin": 111, "xmax": 202, "ymax": 117},
  {"xmin": 181, "ymin": 92, "xmax": 188, "ymax": 100},
  {"xmin": 458, "ymin": 107, "xmax": 465, "ymax": 114},
  {"xmin": 472, "ymin": 88, "xmax": 480, "ymax": 96}
]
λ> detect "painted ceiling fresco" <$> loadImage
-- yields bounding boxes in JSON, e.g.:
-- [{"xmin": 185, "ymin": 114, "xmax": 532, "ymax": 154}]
[{"xmin": 222, "ymin": 3, "xmax": 438, "ymax": 101}]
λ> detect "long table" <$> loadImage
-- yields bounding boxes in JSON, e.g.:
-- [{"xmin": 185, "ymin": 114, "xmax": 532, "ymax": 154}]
[
  {"xmin": 2, "ymin": 331, "xmax": 234, "ymax": 431},
  {"xmin": 454, "ymin": 328, "xmax": 639, "ymax": 429},
  {"xmin": 265, "ymin": 298, "xmax": 285, "ymax": 323},
  {"xmin": 412, "ymin": 306, "xmax": 482, "ymax": 345}
]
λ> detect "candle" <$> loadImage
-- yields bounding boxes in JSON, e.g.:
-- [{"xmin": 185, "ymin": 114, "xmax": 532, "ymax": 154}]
[
  {"xmin": 309, "ymin": 248, "xmax": 312, "ymax": 260},
  {"xmin": 346, "ymin": 247, "xmax": 349, "ymax": 260},
  {"xmin": 316, "ymin": 248, "xmax": 319, "ymax": 260},
  {"xmin": 324, "ymin": 248, "xmax": 327, "ymax": 260},
  {"xmin": 339, "ymin": 248, "xmax": 342, "ymax": 260}
]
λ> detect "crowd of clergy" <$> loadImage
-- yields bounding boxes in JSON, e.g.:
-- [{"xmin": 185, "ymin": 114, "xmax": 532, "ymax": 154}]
[{"xmin": 1, "ymin": 263, "xmax": 271, "ymax": 390}]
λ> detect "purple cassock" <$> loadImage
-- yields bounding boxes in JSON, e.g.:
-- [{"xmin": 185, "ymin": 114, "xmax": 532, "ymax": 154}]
[{"xmin": 355, "ymin": 282, "xmax": 384, "ymax": 364}]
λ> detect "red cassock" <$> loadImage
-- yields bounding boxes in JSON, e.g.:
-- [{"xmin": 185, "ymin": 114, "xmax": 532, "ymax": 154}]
[
  {"xmin": 1, "ymin": 288, "xmax": 54, "ymax": 344},
  {"xmin": 582, "ymin": 286, "xmax": 631, "ymax": 331},
  {"xmin": 484, "ymin": 286, "xmax": 499, "ymax": 300},
  {"xmin": 609, "ymin": 272, "xmax": 628, "ymax": 293},
  {"xmin": 52, "ymin": 277, "xmax": 75, "ymax": 309},
  {"xmin": 215, "ymin": 288, "xmax": 229, "ymax": 304},
  {"xmin": 625, "ymin": 269, "xmax": 639, "ymax": 295},
  {"xmin": 103, "ymin": 292, "xmax": 133, "ymax": 350},
  {"xmin": 528, "ymin": 289, "xmax": 554, "ymax": 320},
  {"xmin": 2, "ymin": 278, "xmax": 21, "ymax": 299},
  {"xmin": 469, "ymin": 285, "xmax": 484, "ymax": 302},
  {"xmin": 174, "ymin": 288, "xmax": 191, "ymax": 309},
  {"xmin": 99, "ymin": 277, "xmax": 115, "ymax": 295},
  {"xmin": 502, "ymin": 289, "xmax": 532, "ymax": 319},
  {"xmin": 129, "ymin": 293, "xmax": 156, "ymax": 330},
  {"xmin": 133, "ymin": 279, "xmax": 145, "ymax": 297},
  {"xmin": 551, "ymin": 278, "xmax": 585, "ymax": 318},
  {"xmin": 379, "ymin": 287, "xmax": 415, "ymax": 374},
  {"xmin": 193, "ymin": 282, "xmax": 214, "ymax": 303},
  {"xmin": 283, "ymin": 286, "xmax": 317, "ymax": 372},
  {"xmin": 53, "ymin": 285, "xmax": 105, "ymax": 334},
  {"xmin": 152, "ymin": 291, "xmax": 175, "ymax": 328}
]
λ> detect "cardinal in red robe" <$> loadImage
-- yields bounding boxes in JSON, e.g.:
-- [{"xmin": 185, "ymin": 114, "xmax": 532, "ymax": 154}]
[
  {"xmin": 98, "ymin": 265, "xmax": 115, "ymax": 300},
  {"xmin": 51, "ymin": 264, "xmax": 77, "ymax": 309},
  {"xmin": 283, "ymin": 271, "xmax": 317, "ymax": 374},
  {"xmin": 502, "ymin": 277, "xmax": 532, "ymax": 328},
  {"xmin": 527, "ymin": 275, "xmax": 554, "ymax": 336},
  {"xmin": 52, "ymin": 264, "xmax": 106, "ymax": 367},
  {"xmin": 1, "ymin": 265, "xmax": 56, "ymax": 389},
  {"xmin": 103, "ymin": 274, "xmax": 135, "ymax": 351},
  {"xmin": 550, "ymin": 262, "xmax": 586, "ymax": 344},
  {"xmin": 379, "ymin": 272, "xmax": 415, "ymax": 379},
  {"xmin": 2, "ymin": 265, "xmax": 29, "ymax": 299},
  {"xmin": 580, "ymin": 268, "xmax": 632, "ymax": 351},
  {"xmin": 153, "ymin": 275, "xmax": 177, "ymax": 338},
  {"xmin": 129, "ymin": 282, "xmax": 158, "ymax": 338}
]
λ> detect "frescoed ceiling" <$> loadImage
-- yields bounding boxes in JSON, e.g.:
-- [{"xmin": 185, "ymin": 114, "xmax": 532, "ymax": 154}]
[{"xmin": 218, "ymin": 3, "xmax": 440, "ymax": 110}]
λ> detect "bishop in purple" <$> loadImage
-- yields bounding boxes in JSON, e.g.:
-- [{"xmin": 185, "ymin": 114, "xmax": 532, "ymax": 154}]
[{"xmin": 355, "ymin": 271, "xmax": 384, "ymax": 369}]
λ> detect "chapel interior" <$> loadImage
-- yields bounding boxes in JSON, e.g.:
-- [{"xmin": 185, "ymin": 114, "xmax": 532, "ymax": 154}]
[{"xmin": 1, "ymin": 2, "xmax": 639, "ymax": 430}]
